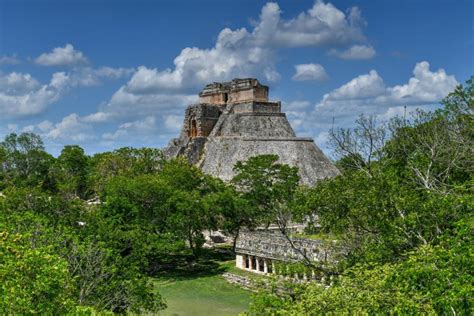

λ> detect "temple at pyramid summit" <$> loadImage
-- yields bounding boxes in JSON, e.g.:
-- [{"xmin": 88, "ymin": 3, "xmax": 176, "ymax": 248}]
[{"xmin": 164, "ymin": 78, "xmax": 339, "ymax": 185}]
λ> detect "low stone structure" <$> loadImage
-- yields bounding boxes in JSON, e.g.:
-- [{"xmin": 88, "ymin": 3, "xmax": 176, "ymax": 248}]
[
  {"xmin": 235, "ymin": 231, "xmax": 334, "ymax": 274},
  {"xmin": 164, "ymin": 78, "xmax": 339, "ymax": 186}
]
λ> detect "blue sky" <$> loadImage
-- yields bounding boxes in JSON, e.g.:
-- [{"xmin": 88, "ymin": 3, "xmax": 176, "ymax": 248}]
[{"xmin": 0, "ymin": 0, "xmax": 472, "ymax": 156}]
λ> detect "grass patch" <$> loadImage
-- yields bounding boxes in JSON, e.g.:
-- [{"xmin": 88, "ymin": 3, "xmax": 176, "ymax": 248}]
[
  {"xmin": 153, "ymin": 247, "xmax": 252, "ymax": 316},
  {"xmin": 155, "ymin": 274, "xmax": 251, "ymax": 316}
]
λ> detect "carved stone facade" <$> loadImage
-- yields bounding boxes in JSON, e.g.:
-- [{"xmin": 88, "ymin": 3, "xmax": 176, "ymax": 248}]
[
  {"xmin": 198, "ymin": 78, "xmax": 269, "ymax": 105},
  {"xmin": 183, "ymin": 104, "xmax": 222, "ymax": 138},
  {"xmin": 235, "ymin": 231, "xmax": 337, "ymax": 274},
  {"xmin": 164, "ymin": 78, "xmax": 340, "ymax": 186}
]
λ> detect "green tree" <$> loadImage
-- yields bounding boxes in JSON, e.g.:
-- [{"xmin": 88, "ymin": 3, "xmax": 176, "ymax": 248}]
[
  {"xmin": 247, "ymin": 79, "xmax": 474, "ymax": 315},
  {"xmin": 232, "ymin": 154, "xmax": 300, "ymax": 230},
  {"xmin": 0, "ymin": 231, "xmax": 77, "ymax": 314},
  {"xmin": 0, "ymin": 133, "xmax": 55, "ymax": 189},
  {"xmin": 89, "ymin": 147, "xmax": 162, "ymax": 195},
  {"xmin": 204, "ymin": 184, "xmax": 252, "ymax": 251},
  {"xmin": 159, "ymin": 158, "xmax": 219, "ymax": 256},
  {"xmin": 50, "ymin": 145, "xmax": 90, "ymax": 199}
]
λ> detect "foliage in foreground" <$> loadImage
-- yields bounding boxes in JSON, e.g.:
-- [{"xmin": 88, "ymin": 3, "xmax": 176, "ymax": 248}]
[
  {"xmin": 246, "ymin": 78, "xmax": 473, "ymax": 315},
  {"xmin": 247, "ymin": 218, "xmax": 473, "ymax": 315},
  {"xmin": 0, "ymin": 78, "xmax": 471, "ymax": 314}
]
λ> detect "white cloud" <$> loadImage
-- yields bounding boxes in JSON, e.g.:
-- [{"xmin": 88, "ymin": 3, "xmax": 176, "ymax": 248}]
[
  {"xmin": 37, "ymin": 120, "xmax": 53, "ymax": 132},
  {"xmin": 7, "ymin": 124, "xmax": 18, "ymax": 131},
  {"xmin": 318, "ymin": 61, "xmax": 458, "ymax": 111},
  {"xmin": 18, "ymin": 114, "xmax": 94, "ymax": 143},
  {"xmin": 21, "ymin": 125, "xmax": 36, "ymax": 133},
  {"xmin": 91, "ymin": 0, "xmax": 370, "ymax": 148},
  {"xmin": 123, "ymin": 1, "xmax": 368, "ymax": 93},
  {"xmin": 70, "ymin": 66, "xmax": 134, "ymax": 87},
  {"xmin": 0, "ymin": 55, "xmax": 21, "ymax": 65},
  {"xmin": 0, "ymin": 64, "xmax": 134, "ymax": 119},
  {"xmin": 0, "ymin": 71, "xmax": 69, "ymax": 117},
  {"xmin": 283, "ymin": 61, "xmax": 458, "ymax": 154},
  {"xmin": 45, "ymin": 114, "xmax": 94, "ymax": 142},
  {"xmin": 292, "ymin": 63, "xmax": 328, "ymax": 81},
  {"xmin": 82, "ymin": 111, "xmax": 112, "ymax": 123},
  {"xmin": 119, "ymin": 115, "xmax": 156, "ymax": 130},
  {"xmin": 35, "ymin": 44, "xmax": 88, "ymax": 66},
  {"xmin": 100, "ymin": 87, "xmax": 197, "ymax": 120},
  {"xmin": 315, "ymin": 131, "xmax": 330, "ymax": 147},
  {"xmin": 13, "ymin": 1, "xmax": 371, "ymax": 151},
  {"xmin": 253, "ymin": 1, "xmax": 366, "ymax": 47},
  {"xmin": 164, "ymin": 114, "xmax": 183, "ymax": 131},
  {"xmin": 285, "ymin": 100, "xmax": 312, "ymax": 111},
  {"xmin": 102, "ymin": 116, "xmax": 157, "ymax": 141},
  {"xmin": 321, "ymin": 70, "xmax": 385, "ymax": 101},
  {"xmin": 0, "ymin": 72, "xmax": 40, "ymax": 94},
  {"xmin": 328, "ymin": 44, "xmax": 376, "ymax": 60}
]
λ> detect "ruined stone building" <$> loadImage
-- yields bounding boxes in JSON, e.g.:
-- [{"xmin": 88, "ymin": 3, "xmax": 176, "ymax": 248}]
[
  {"xmin": 235, "ymin": 231, "xmax": 335, "ymax": 275},
  {"xmin": 164, "ymin": 78, "xmax": 339, "ymax": 185},
  {"xmin": 164, "ymin": 78, "xmax": 340, "ymax": 274}
]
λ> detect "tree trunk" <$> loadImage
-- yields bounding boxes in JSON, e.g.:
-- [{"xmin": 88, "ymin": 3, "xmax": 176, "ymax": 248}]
[{"xmin": 232, "ymin": 227, "xmax": 240, "ymax": 252}]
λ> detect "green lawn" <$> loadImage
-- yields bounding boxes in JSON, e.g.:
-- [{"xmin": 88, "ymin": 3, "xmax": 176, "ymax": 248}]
[
  {"xmin": 152, "ymin": 249, "xmax": 252, "ymax": 316},
  {"xmin": 155, "ymin": 273, "xmax": 251, "ymax": 316}
]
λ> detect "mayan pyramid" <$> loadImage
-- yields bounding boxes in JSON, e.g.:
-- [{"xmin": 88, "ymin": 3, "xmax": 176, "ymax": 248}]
[{"xmin": 164, "ymin": 78, "xmax": 339, "ymax": 185}]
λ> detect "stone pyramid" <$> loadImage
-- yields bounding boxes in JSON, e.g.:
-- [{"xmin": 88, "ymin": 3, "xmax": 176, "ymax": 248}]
[{"xmin": 164, "ymin": 78, "xmax": 339, "ymax": 185}]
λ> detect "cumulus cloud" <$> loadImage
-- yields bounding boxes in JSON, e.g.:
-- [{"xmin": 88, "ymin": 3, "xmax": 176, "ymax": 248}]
[
  {"xmin": 82, "ymin": 111, "xmax": 112, "ymax": 123},
  {"xmin": 0, "ymin": 64, "xmax": 134, "ymax": 119},
  {"xmin": 253, "ymin": 1, "xmax": 366, "ymax": 47},
  {"xmin": 12, "ymin": 1, "xmax": 372, "ymax": 150},
  {"xmin": 88, "ymin": 0, "xmax": 370, "ymax": 149},
  {"xmin": 292, "ymin": 63, "xmax": 328, "ymax": 81},
  {"xmin": 164, "ymin": 114, "xmax": 184, "ymax": 131},
  {"xmin": 0, "ymin": 55, "xmax": 21, "ymax": 65},
  {"xmin": 102, "ymin": 116, "xmax": 157, "ymax": 141},
  {"xmin": 317, "ymin": 61, "xmax": 458, "ymax": 111},
  {"xmin": 35, "ymin": 44, "xmax": 88, "ymax": 66},
  {"xmin": 0, "ymin": 72, "xmax": 40, "ymax": 94},
  {"xmin": 328, "ymin": 44, "xmax": 376, "ymax": 60},
  {"xmin": 0, "ymin": 71, "xmax": 70, "ymax": 117},
  {"xmin": 99, "ymin": 87, "xmax": 197, "ymax": 120},
  {"xmin": 122, "ymin": 1, "xmax": 368, "ymax": 94},
  {"xmin": 21, "ymin": 114, "xmax": 94, "ymax": 144},
  {"xmin": 69, "ymin": 66, "xmax": 135, "ymax": 87},
  {"xmin": 285, "ymin": 100, "xmax": 312, "ymax": 111},
  {"xmin": 283, "ymin": 61, "xmax": 458, "ymax": 154}
]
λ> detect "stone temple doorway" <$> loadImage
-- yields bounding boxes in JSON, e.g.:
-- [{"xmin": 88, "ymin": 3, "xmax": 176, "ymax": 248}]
[{"xmin": 189, "ymin": 119, "xmax": 198, "ymax": 137}]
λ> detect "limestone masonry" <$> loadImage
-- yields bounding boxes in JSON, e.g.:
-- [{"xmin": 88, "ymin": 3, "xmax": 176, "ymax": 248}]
[{"xmin": 164, "ymin": 78, "xmax": 339, "ymax": 185}]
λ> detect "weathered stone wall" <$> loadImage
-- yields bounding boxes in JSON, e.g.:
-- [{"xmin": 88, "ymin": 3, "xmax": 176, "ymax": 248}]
[
  {"xmin": 232, "ymin": 101, "xmax": 281, "ymax": 114},
  {"xmin": 228, "ymin": 87, "xmax": 268, "ymax": 103},
  {"xmin": 216, "ymin": 113, "xmax": 295, "ymax": 138},
  {"xmin": 182, "ymin": 137, "xmax": 208, "ymax": 165},
  {"xmin": 235, "ymin": 231, "xmax": 336, "ymax": 263},
  {"xmin": 183, "ymin": 104, "xmax": 222, "ymax": 137},
  {"xmin": 198, "ymin": 137, "xmax": 339, "ymax": 186},
  {"xmin": 199, "ymin": 93, "xmax": 228, "ymax": 105},
  {"xmin": 198, "ymin": 78, "xmax": 268, "ymax": 105},
  {"xmin": 163, "ymin": 78, "xmax": 340, "ymax": 186}
]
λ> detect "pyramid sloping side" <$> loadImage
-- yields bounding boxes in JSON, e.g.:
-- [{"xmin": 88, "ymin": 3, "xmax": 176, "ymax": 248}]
[
  {"xmin": 198, "ymin": 137, "xmax": 340, "ymax": 186},
  {"xmin": 217, "ymin": 113, "xmax": 296, "ymax": 137}
]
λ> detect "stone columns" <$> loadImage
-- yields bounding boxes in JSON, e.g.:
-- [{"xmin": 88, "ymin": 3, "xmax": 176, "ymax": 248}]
[
  {"xmin": 235, "ymin": 254, "xmax": 244, "ymax": 269},
  {"xmin": 235, "ymin": 254, "xmax": 276, "ymax": 274}
]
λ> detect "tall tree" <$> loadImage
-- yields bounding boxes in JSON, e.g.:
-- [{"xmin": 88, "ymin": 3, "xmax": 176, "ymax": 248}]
[
  {"xmin": 50, "ymin": 145, "xmax": 90, "ymax": 199},
  {"xmin": 0, "ymin": 133, "xmax": 54, "ymax": 189}
]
